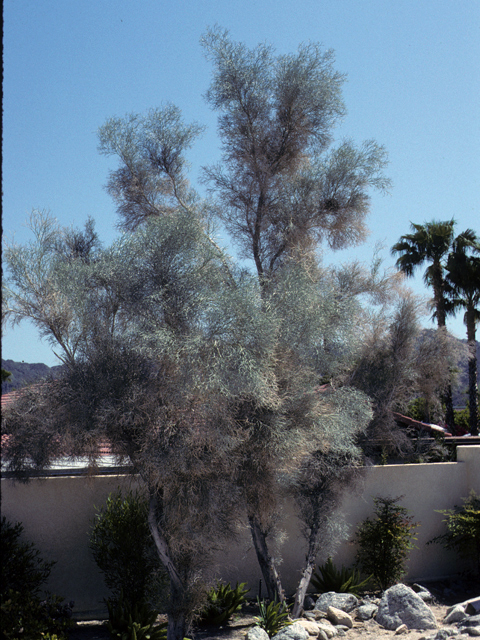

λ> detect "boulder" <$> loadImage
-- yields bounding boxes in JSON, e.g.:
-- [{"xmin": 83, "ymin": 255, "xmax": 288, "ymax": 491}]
[
  {"xmin": 357, "ymin": 602, "xmax": 378, "ymax": 620},
  {"xmin": 271, "ymin": 622, "xmax": 310, "ymax": 640},
  {"xmin": 466, "ymin": 598, "xmax": 480, "ymax": 615},
  {"xmin": 444, "ymin": 603, "xmax": 468, "ymax": 624},
  {"xmin": 376, "ymin": 584, "xmax": 437, "ymax": 631},
  {"xmin": 458, "ymin": 613, "xmax": 480, "ymax": 629},
  {"xmin": 315, "ymin": 592, "xmax": 359, "ymax": 613},
  {"xmin": 412, "ymin": 584, "xmax": 435, "ymax": 603},
  {"xmin": 326, "ymin": 606, "xmax": 353, "ymax": 628},
  {"xmin": 432, "ymin": 630, "xmax": 460, "ymax": 639},
  {"xmin": 316, "ymin": 621, "xmax": 337, "ymax": 638},
  {"xmin": 303, "ymin": 595, "xmax": 316, "ymax": 611},
  {"xmin": 246, "ymin": 626, "xmax": 270, "ymax": 640},
  {"xmin": 294, "ymin": 619, "xmax": 321, "ymax": 635}
]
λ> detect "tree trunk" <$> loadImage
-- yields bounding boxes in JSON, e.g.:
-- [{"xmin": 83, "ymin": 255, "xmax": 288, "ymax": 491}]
[
  {"xmin": 433, "ymin": 281, "xmax": 455, "ymax": 431},
  {"xmin": 467, "ymin": 306, "xmax": 478, "ymax": 435},
  {"xmin": 248, "ymin": 514, "xmax": 284, "ymax": 602},
  {"xmin": 291, "ymin": 524, "xmax": 319, "ymax": 618},
  {"xmin": 166, "ymin": 586, "xmax": 187, "ymax": 640},
  {"xmin": 148, "ymin": 495, "xmax": 188, "ymax": 640},
  {"xmin": 444, "ymin": 383, "xmax": 455, "ymax": 432}
]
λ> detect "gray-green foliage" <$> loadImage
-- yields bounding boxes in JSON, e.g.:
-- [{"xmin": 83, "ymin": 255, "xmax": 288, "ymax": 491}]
[
  {"xmin": 98, "ymin": 105, "xmax": 204, "ymax": 231},
  {"xmin": 2, "ymin": 28, "xmax": 396, "ymax": 640},
  {"xmin": 201, "ymin": 26, "xmax": 390, "ymax": 281}
]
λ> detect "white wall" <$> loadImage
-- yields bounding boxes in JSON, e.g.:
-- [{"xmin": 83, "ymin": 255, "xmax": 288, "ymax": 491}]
[{"xmin": 2, "ymin": 446, "xmax": 479, "ymax": 618}]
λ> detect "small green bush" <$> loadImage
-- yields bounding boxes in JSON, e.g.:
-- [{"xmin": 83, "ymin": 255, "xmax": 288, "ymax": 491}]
[
  {"xmin": 90, "ymin": 488, "xmax": 168, "ymax": 610},
  {"xmin": 254, "ymin": 598, "xmax": 291, "ymax": 638},
  {"xmin": 1, "ymin": 516, "xmax": 54, "ymax": 597},
  {"xmin": 0, "ymin": 517, "xmax": 74, "ymax": 640},
  {"xmin": 428, "ymin": 490, "xmax": 480, "ymax": 577},
  {"xmin": 106, "ymin": 590, "xmax": 167, "ymax": 640},
  {"xmin": 354, "ymin": 496, "xmax": 419, "ymax": 591},
  {"xmin": 198, "ymin": 581, "xmax": 249, "ymax": 626},
  {"xmin": 310, "ymin": 557, "xmax": 371, "ymax": 595}
]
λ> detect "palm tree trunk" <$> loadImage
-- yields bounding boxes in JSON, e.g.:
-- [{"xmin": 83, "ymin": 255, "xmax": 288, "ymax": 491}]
[
  {"xmin": 434, "ymin": 284, "xmax": 455, "ymax": 431},
  {"xmin": 466, "ymin": 306, "xmax": 478, "ymax": 435}
]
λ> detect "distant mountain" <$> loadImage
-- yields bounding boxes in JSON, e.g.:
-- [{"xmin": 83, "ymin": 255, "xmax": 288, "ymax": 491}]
[
  {"xmin": 1, "ymin": 359, "xmax": 64, "ymax": 394},
  {"xmin": 2, "ymin": 338, "xmax": 478, "ymax": 406}
]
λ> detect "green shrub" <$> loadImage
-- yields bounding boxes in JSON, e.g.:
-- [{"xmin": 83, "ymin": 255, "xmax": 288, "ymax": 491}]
[
  {"xmin": 1, "ymin": 516, "xmax": 54, "ymax": 597},
  {"xmin": 253, "ymin": 598, "xmax": 291, "ymax": 638},
  {"xmin": 454, "ymin": 407, "xmax": 471, "ymax": 434},
  {"xmin": 428, "ymin": 490, "xmax": 480, "ymax": 577},
  {"xmin": 90, "ymin": 488, "xmax": 168, "ymax": 610},
  {"xmin": 353, "ymin": 496, "xmax": 419, "ymax": 591},
  {"xmin": 310, "ymin": 557, "xmax": 371, "ymax": 595},
  {"xmin": 0, "ymin": 517, "xmax": 74, "ymax": 640},
  {"xmin": 106, "ymin": 590, "xmax": 167, "ymax": 640},
  {"xmin": 198, "ymin": 581, "xmax": 249, "ymax": 626}
]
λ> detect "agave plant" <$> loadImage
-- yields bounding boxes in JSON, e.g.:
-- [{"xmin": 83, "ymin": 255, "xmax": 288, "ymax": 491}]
[
  {"xmin": 106, "ymin": 591, "xmax": 166, "ymax": 640},
  {"xmin": 199, "ymin": 581, "xmax": 249, "ymax": 626},
  {"xmin": 254, "ymin": 597, "xmax": 292, "ymax": 638},
  {"xmin": 310, "ymin": 557, "xmax": 371, "ymax": 595}
]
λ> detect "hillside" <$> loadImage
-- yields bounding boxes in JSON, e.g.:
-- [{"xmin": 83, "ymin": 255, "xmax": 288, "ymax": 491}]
[{"xmin": 1, "ymin": 359, "xmax": 64, "ymax": 394}]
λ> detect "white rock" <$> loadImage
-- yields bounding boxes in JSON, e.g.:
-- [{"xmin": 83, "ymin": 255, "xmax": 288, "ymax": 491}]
[
  {"xmin": 326, "ymin": 606, "xmax": 353, "ymax": 628},
  {"xmin": 395, "ymin": 624, "xmax": 409, "ymax": 634},
  {"xmin": 294, "ymin": 619, "xmax": 320, "ymax": 635},
  {"xmin": 315, "ymin": 592, "xmax": 359, "ymax": 613}
]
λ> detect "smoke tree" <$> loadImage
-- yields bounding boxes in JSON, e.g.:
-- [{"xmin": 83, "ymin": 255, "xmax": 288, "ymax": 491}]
[
  {"xmin": 200, "ymin": 26, "xmax": 389, "ymax": 607},
  {"xmin": 3, "ymin": 29, "xmax": 394, "ymax": 635}
]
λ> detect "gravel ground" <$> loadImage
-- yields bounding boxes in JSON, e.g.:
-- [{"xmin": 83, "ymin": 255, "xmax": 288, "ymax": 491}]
[{"xmin": 68, "ymin": 579, "xmax": 477, "ymax": 640}]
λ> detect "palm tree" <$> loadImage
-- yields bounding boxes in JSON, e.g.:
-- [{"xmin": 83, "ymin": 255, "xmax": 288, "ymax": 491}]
[
  {"xmin": 445, "ymin": 230, "xmax": 480, "ymax": 435},
  {"xmin": 391, "ymin": 219, "xmax": 456, "ymax": 428}
]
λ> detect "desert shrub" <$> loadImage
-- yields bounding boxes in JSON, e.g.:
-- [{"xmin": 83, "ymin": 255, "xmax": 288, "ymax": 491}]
[
  {"xmin": 90, "ymin": 488, "xmax": 168, "ymax": 610},
  {"xmin": 428, "ymin": 490, "xmax": 480, "ymax": 577},
  {"xmin": 353, "ymin": 496, "xmax": 419, "ymax": 590},
  {"xmin": 310, "ymin": 557, "xmax": 371, "ymax": 595},
  {"xmin": 0, "ymin": 517, "xmax": 74, "ymax": 640},
  {"xmin": 254, "ymin": 598, "xmax": 291, "ymax": 638},
  {"xmin": 198, "ymin": 581, "xmax": 249, "ymax": 626}
]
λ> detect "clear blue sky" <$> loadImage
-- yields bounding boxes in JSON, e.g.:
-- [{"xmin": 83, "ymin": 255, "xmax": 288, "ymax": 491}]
[{"xmin": 3, "ymin": 0, "xmax": 479, "ymax": 367}]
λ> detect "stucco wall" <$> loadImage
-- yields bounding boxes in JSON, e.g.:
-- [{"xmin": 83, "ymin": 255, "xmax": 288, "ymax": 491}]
[{"xmin": 2, "ymin": 446, "xmax": 479, "ymax": 618}]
